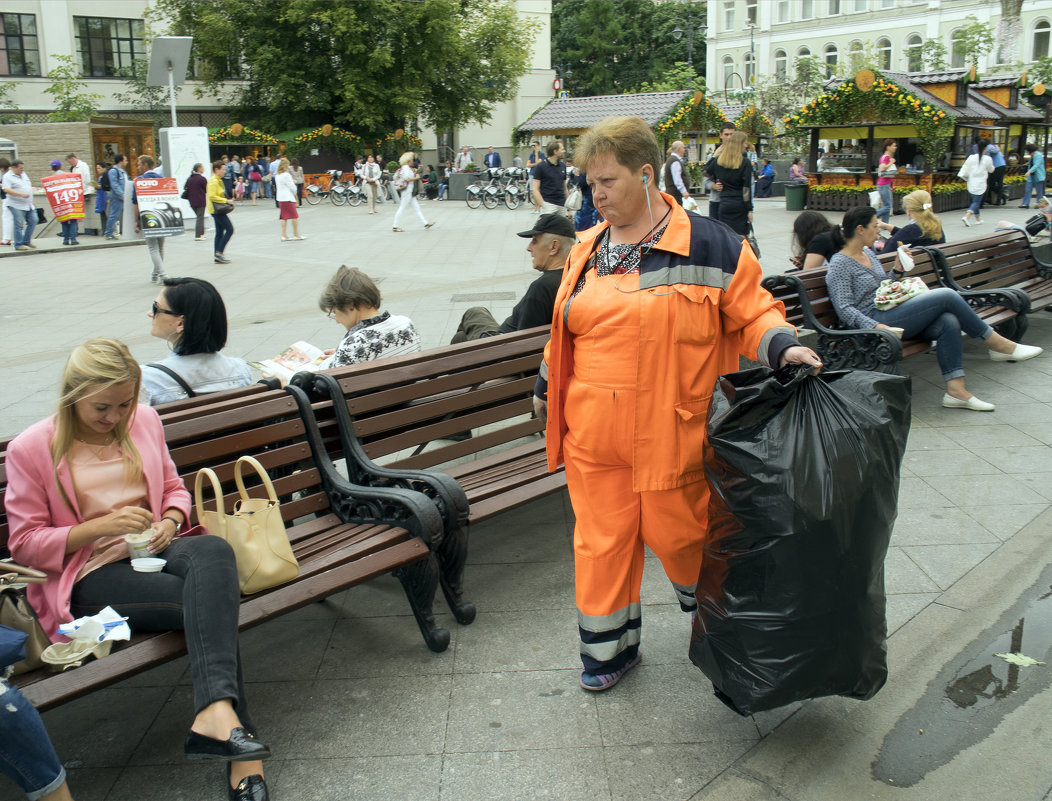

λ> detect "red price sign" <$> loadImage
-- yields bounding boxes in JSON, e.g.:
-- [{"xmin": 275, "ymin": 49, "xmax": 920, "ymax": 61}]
[{"xmin": 42, "ymin": 173, "xmax": 86, "ymax": 221}]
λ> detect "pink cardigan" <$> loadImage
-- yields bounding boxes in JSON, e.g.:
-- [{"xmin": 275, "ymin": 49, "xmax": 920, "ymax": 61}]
[{"xmin": 5, "ymin": 405, "xmax": 191, "ymax": 639}]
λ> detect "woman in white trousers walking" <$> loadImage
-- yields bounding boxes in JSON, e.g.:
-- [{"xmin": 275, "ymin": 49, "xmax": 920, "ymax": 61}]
[{"xmin": 392, "ymin": 152, "xmax": 435, "ymax": 232}]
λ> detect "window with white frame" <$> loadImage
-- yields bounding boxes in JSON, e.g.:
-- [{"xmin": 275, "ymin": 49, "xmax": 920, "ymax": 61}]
[
  {"xmin": 829, "ymin": 0, "xmax": 840, "ymax": 14},
  {"xmin": 724, "ymin": 0, "xmax": 735, "ymax": 30},
  {"xmin": 74, "ymin": 16, "xmax": 145, "ymax": 77},
  {"xmin": 854, "ymin": 0, "xmax": 868, "ymax": 10},
  {"xmin": 746, "ymin": 0, "xmax": 758, "ymax": 26},
  {"xmin": 824, "ymin": 43, "xmax": 838, "ymax": 77},
  {"xmin": 802, "ymin": 0, "xmax": 814, "ymax": 19},
  {"xmin": 798, "ymin": 45, "xmax": 812, "ymax": 60},
  {"xmin": 0, "ymin": 13, "xmax": 40, "ymax": 76},
  {"xmin": 906, "ymin": 33, "xmax": 923, "ymax": 72},
  {"xmin": 877, "ymin": 37, "xmax": 891, "ymax": 70},
  {"xmin": 722, "ymin": 55, "xmax": 735, "ymax": 89},
  {"xmin": 777, "ymin": 0, "xmax": 790, "ymax": 23},
  {"xmin": 951, "ymin": 28, "xmax": 966, "ymax": 68},
  {"xmin": 1035, "ymin": 20, "xmax": 1050, "ymax": 61},
  {"xmin": 880, "ymin": 0, "xmax": 894, "ymax": 7},
  {"xmin": 774, "ymin": 49, "xmax": 788, "ymax": 82},
  {"xmin": 848, "ymin": 40, "xmax": 864, "ymax": 71}
]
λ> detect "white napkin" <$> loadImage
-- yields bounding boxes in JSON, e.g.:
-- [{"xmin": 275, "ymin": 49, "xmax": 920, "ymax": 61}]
[{"xmin": 57, "ymin": 606, "xmax": 131, "ymax": 642}]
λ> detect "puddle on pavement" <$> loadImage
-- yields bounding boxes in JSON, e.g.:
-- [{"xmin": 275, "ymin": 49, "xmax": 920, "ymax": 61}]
[{"xmin": 871, "ymin": 570, "xmax": 1052, "ymax": 787}]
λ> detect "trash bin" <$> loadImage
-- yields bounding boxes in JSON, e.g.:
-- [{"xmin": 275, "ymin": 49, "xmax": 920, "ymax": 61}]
[{"xmin": 785, "ymin": 183, "xmax": 807, "ymax": 211}]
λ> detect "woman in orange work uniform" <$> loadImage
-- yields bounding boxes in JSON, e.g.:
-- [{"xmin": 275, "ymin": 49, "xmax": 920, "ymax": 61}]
[{"xmin": 533, "ymin": 117, "xmax": 822, "ymax": 692}]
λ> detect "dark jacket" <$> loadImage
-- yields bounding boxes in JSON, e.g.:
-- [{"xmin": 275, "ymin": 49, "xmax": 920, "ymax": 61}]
[{"xmin": 185, "ymin": 172, "xmax": 209, "ymax": 208}]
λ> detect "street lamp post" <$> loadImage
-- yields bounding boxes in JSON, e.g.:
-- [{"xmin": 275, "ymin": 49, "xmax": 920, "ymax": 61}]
[
  {"xmin": 553, "ymin": 63, "xmax": 573, "ymax": 97},
  {"xmin": 748, "ymin": 23, "xmax": 756, "ymax": 87},
  {"xmin": 671, "ymin": 1, "xmax": 707, "ymax": 68}
]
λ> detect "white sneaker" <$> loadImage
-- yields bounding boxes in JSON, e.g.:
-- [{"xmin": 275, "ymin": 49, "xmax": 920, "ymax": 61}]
[
  {"xmin": 961, "ymin": 215, "xmax": 972, "ymax": 227},
  {"xmin": 990, "ymin": 343, "xmax": 1043, "ymax": 362},
  {"xmin": 294, "ymin": 235, "xmax": 307, "ymax": 240},
  {"xmin": 942, "ymin": 393, "xmax": 995, "ymax": 411}
]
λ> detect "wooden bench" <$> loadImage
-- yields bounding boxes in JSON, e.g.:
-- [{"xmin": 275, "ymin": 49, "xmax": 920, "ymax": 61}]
[
  {"xmin": 925, "ymin": 228, "xmax": 1050, "ymax": 339},
  {"xmin": 761, "ymin": 247, "xmax": 1029, "ymax": 372},
  {"xmin": 3, "ymin": 385, "xmax": 449, "ymax": 711},
  {"xmin": 290, "ymin": 327, "xmax": 560, "ymax": 624}
]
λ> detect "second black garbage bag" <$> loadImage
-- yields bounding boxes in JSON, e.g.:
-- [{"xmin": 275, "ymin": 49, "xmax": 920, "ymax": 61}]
[{"xmin": 689, "ymin": 366, "xmax": 911, "ymax": 716}]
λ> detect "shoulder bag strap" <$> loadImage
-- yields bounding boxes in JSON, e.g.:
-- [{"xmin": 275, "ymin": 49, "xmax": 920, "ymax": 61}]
[{"xmin": 146, "ymin": 363, "xmax": 196, "ymax": 397}]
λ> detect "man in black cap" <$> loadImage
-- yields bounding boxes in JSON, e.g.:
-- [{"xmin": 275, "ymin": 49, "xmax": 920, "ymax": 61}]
[{"xmin": 451, "ymin": 213, "xmax": 576, "ymax": 342}]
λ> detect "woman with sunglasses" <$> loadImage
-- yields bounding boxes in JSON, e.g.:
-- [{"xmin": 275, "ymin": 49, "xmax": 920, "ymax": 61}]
[
  {"xmin": 141, "ymin": 277, "xmax": 253, "ymax": 405},
  {"xmin": 4, "ymin": 339, "xmax": 272, "ymax": 801}
]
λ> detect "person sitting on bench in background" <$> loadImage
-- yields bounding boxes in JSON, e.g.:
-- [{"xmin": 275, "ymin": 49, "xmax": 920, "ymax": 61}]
[
  {"xmin": 319, "ymin": 266, "xmax": 421, "ymax": 366},
  {"xmin": 451, "ymin": 213, "xmax": 576, "ymax": 342}
]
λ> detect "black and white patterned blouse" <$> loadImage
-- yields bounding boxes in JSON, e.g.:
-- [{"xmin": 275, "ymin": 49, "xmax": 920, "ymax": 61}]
[
  {"xmin": 331, "ymin": 311, "xmax": 421, "ymax": 367},
  {"xmin": 571, "ymin": 221, "xmax": 670, "ymax": 298}
]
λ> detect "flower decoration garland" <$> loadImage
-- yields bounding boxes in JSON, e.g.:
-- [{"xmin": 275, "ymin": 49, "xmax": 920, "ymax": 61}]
[
  {"xmin": 734, "ymin": 106, "xmax": 775, "ymax": 137},
  {"xmin": 208, "ymin": 127, "xmax": 279, "ymax": 144},
  {"xmin": 782, "ymin": 73, "xmax": 953, "ymax": 172},
  {"xmin": 655, "ymin": 94, "xmax": 727, "ymax": 137},
  {"xmin": 285, "ymin": 127, "xmax": 423, "ymax": 158}
]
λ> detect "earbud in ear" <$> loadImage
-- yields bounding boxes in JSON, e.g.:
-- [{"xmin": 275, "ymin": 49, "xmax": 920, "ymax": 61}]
[{"xmin": 642, "ymin": 174, "xmax": 648, "ymax": 183}]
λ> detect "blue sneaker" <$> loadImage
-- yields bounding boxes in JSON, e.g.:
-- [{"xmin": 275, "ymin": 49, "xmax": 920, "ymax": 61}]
[{"xmin": 580, "ymin": 652, "xmax": 641, "ymax": 692}]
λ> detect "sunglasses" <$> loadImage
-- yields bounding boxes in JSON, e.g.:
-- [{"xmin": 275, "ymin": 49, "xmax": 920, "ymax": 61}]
[{"xmin": 152, "ymin": 301, "xmax": 180, "ymax": 317}]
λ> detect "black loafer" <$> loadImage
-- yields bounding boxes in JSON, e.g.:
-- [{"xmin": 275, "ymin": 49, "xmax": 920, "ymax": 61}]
[
  {"xmin": 184, "ymin": 727, "xmax": 271, "ymax": 762},
  {"xmin": 230, "ymin": 774, "xmax": 269, "ymax": 801}
]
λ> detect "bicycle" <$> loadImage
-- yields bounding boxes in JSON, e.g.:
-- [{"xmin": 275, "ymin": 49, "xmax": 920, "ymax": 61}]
[
  {"xmin": 501, "ymin": 167, "xmax": 528, "ymax": 210},
  {"xmin": 465, "ymin": 168, "xmax": 504, "ymax": 209},
  {"xmin": 304, "ymin": 169, "xmax": 343, "ymax": 205}
]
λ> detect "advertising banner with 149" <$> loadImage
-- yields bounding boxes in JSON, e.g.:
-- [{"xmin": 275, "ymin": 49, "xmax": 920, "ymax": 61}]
[{"xmin": 41, "ymin": 173, "xmax": 85, "ymax": 222}]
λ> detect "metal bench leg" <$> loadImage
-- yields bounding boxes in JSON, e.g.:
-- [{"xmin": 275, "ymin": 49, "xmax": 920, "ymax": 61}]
[
  {"xmin": 437, "ymin": 525, "xmax": 476, "ymax": 625},
  {"xmin": 394, "ymin": 554, "xmax": 451, "ymax": 653}
]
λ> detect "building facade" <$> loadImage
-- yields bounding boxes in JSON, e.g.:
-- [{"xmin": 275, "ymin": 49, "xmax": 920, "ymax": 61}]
[
  {"xmin": 705, "ymin": 0, "xmax": 1051, "ymax": 95},
  {"xmin": 0, "ymin": 0, "xmax": 556, "ymax": 164}
]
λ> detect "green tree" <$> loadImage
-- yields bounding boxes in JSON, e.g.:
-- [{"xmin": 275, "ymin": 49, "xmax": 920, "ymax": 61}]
[
  {"xmin": 113, "ymin": 58, "xmax": 178, "ymax": 134},
  {"xmin": 42, "ymin": 55, "xmax": 102, "ymax": 122},
  {"xmin": 753, "ymin": 56, "xmax": 825, "ymax": 129},
  {"xmin": 634, "ymin": 62, "xmax": 705, "ymax": 94},
  {"xmin": 0, "ymin": 81, "xmax": 19, "ymax": 123},
  {"xmin": 154, "ymin": 0, "xmax": 535, "ymax": 138},
  {"xmin": 551, "ymin": 0, "xmax": 706, "ymax": 96},
  {"xmin": 953, "ymin": 15, "xmax": 995, "ymax": 69},
  {"xmin": 921, "ymin": 39, "xmax": 947, "ymax": 71}
]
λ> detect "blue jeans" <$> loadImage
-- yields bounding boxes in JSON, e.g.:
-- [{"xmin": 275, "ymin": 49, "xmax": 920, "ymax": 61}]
[
  {"xmin": 212, "ymin": 212, "xmax": 234, "ymax": 255},
  {"xmin": 60, "ymin": 220, "xmax": 78, "ymax": 243},
  {"xmin": 876, "ymin": 183, "xmax": 893, "ymax": 223},
  {"xmin": 105, "ymin": 195, "xmax": 123, "ymax": 236},
  {"xmin": 871, "ymin": 287, "xmax": 993, "ymax": 380},
  {"xmin": 1022, "ymin": 176, "xmax": 1045, "ymax": 207},
  {"xmin": 968, "ymin": 193, "xmax": 984, "ymax": 215},
  {"xmin": 10, "ymin": 207, "xmax": 36, "ymax": 248},
  {"xmin": 0, "ymin": 678, "xmax": 66, "ymax": 800}
]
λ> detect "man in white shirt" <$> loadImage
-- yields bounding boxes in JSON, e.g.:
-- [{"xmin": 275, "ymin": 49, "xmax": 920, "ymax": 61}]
[
  {"xmin": 455, "ymin": 146, "xmax": 473, "ymax": 172},
  {"xmin": 662, "ymin": 140, "xmax": 690, "ymax": 207},
  {"xmin": 65, "ymin": 153, "xmax": 93, "ymax": 197},
  {"xmin": 1, "ymin": 160, "xmax": 37, "ymax": 250}
]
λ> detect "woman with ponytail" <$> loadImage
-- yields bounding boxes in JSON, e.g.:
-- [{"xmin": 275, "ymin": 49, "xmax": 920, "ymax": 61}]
[
  {"xmin": 826, "ymin": 206, "xmax": 1042, "ymax": 412},
  {"xmin": 883, "ymin": 190, "xmax": 945, "ymax": 251}
]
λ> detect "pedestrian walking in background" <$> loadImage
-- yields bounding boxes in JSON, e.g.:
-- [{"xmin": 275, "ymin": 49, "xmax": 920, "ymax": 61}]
[
  {"xmin": 275, "ymin": 158, "xmax": 305, "ymax": 241},
  {"xmin": 1021, "ymin": 143, "xmax": 1046, "ymax": 208},
  {"xmin": 959, "ymin": 137, "xmax": 994, "ymax": 227},
  {"xmin": 132, "ymin": 155, "xmax": 168, "ymax": 283},
  {"xmin": 104, "ymin": 154, "xmax": 127, "ymax": 240},
  {"xmin": 289, "ymin": 158, "xmax": 305, "ymax": 206},
  {"xmin": 706, "ymin": 130, "xmax": 753, "ymax": 236},
  {"xmin": 184, "ymin": 162, "xmax": 209, "ymax": 240},
  {"xmin": 207, "ymin": 160, "xmax": 234, "ymax": 263},
  {"xmin": 94, "ymin": 161, "xmax": 109, "ymax": 235},
  {"xmin": 531, "ymin": 140, "xmax": 569, "ymax": 216},
  {"xmin": 245, "ymin": 156, "xmax": 260, "ymax": 205},
  {"xmin": 361, "ymin": 154, "xmax": 382, "ymax": 213},
  {"xmin": 392, "ymin": 152, "xmax": 435, "ymax": 232},
  {"xmin": 985, "ymin": 141, "xmax": 1007, "ymax": 205},
  {"xmin": 2, "ymin": 160, "xmax": 37, "ymax": 251},
  {"xmin": 875, "ymin": 139, "xmax": 897, "ymax": 224}
]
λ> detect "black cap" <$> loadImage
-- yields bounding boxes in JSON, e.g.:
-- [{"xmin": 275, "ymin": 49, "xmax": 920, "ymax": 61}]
[{"xmin": 516, "ymin": 213, "xmax": 576, "ymax": 239}]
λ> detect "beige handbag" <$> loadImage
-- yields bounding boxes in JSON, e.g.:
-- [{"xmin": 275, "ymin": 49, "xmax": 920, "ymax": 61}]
[
  {"xmin": 194, "ymin": 456, "xmax": 299, "ymax": 595},
  {"xmin": 0, "ymin": 562, "xmax": 51, "ymax": 675}
]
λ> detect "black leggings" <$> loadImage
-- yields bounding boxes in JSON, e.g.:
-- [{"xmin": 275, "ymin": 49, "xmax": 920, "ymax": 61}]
[{"xmin": 71, "ymin": 535, "xmax": 254, "ymax": 728}]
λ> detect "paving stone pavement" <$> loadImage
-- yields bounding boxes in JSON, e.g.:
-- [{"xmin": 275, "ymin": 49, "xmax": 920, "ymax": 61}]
[{"xmin": 2, "ymin": 196, "xmax": 1050, "ymax": 801}]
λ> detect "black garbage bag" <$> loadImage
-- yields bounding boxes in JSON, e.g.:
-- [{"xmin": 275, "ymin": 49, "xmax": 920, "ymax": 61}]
[{"xmin": 689, "ymin": 365, "xmax": 911, "ymax": 716}]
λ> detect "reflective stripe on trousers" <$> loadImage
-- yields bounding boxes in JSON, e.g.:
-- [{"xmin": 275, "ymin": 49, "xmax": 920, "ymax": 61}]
[{"xmin": 563, "ymin": 270, "xmax": 707, "ymax": 673}]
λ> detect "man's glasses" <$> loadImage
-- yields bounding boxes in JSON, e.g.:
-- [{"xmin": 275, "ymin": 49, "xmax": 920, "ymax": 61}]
[{"xmin": 152, "ymin": 302, "xmax": 180, "ymax": 317}]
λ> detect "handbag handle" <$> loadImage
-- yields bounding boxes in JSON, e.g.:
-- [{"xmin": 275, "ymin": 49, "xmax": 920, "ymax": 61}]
[
  {"xmin": 194, "ymin": 467, "xmax": 227, "ymax": 535},
  {"xmin": 233, "ymin": 455, "xmax": 279, "ymax": 505},
  {"xmin": 0, "ymin": 561, "xmax": 47, "ymax": 585}
]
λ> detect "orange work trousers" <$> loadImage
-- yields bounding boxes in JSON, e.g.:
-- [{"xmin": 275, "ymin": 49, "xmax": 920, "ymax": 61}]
[{"xmin": 562, "ymin": 271, "xmax": 709, "ymax": 674}]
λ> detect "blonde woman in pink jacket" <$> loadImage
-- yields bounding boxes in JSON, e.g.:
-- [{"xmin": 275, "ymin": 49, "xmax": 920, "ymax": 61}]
[{"xmin": 4, "ymin": 339, "xmax": 271, "ymax": 801}]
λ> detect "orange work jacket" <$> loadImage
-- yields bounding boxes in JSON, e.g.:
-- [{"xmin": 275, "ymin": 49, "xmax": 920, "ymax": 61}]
[{"xmin": 542, "ymin": 197, "xmax": 796, "ymax": 492}]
